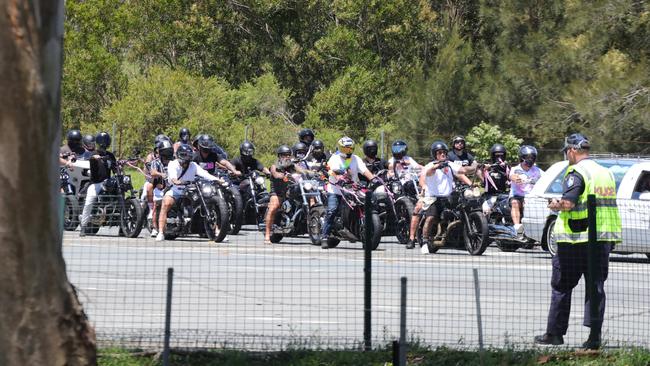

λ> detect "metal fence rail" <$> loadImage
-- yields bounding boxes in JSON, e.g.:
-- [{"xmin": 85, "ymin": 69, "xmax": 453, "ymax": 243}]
[{"xmin": 64, "ymin": 197, "xmax": 650, "ymax": 351}]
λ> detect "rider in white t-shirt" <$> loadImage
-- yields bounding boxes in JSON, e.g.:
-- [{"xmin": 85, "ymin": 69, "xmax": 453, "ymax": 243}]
[
  {"xmin": 509, "ymin": 145, "xmax": 544, "ymax": 236},
  {"xmin": 387, "ymin": 140, "xmax": 422, "ymax": 181}
]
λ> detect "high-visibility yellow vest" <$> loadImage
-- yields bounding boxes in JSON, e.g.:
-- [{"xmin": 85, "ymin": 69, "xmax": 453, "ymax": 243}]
[{"xmin": 554, "ymin": 159, "xmax": 622, "ymax": 244}]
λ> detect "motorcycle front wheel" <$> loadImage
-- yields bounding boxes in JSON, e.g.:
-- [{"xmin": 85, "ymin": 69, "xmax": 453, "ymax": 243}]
[
  {"xmin": 228, "ymin": 186, "xmax": 244, "ymax": 235},
  {"xmin": 63, "ymin": 195, "xmax": 80, "ymax": 231},
  {"xmin": 308, "ymin": 206, "xmax": 326, "ymax": 246},
  {"xmin": 204, "ymin": 196, "xmax": 230, "ymax": 243},
  {"xmin": 120, "ymin": 198, "xmax": 144, "ymax": 238},
  {"xmin": 394, "ymin": 199, "xmax": 414, "ymax": 244},
  {"xmin": 464, "ymin": 211, "xmax": 489, "ymax": 256},
  {"xmin": 361, "ymin": 212, "xmax": 382, "ymax": 251}
]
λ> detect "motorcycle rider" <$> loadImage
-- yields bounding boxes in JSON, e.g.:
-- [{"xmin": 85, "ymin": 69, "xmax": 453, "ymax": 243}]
[
  {"xmin": 509, "ymin": 145, "xmax": 544, "ymax": 238},
  {"xmin": 173, "ymin": 127, "xmax": 191, "ymax": 152},
  {"xmin": 60, "ymin": 129, "xmax": 86, "ymax": 169},
  {"xmin": 148, "ymin": 139, "xmax": 174, "ymax": 237},
  {"xmin": 478, "ymin": 143, "xmax": 511, "ymax": 214},
  {"xmin": 387, "ymin": 140, "xmax": 422, "ymax": 179},
  {"xmin": 80, "ymin": 134, "xmax": 96, "ymax": 160},
  {"xmin": 448, "ymin": 135, "xmax": 478, "ymax": 175},
  {"xmin": 360, "ymin": 139, "xmax": 388, "ymax": 183},
  {"xmin": 142, "ymin": 135, "xmax": 171, "ymax": 225},
  {"xmin": 264, "ymin": 145, "xmax": 308, "ymax": 244},
  {"xmin": 298, "ymin": 128, "xmax": 315, "ymax": 148},
  {"xmin": 305, "ymin": 139, "xmax": 329, "ymax": 173},
  {"xmin": 156, "ymin": 144, "xmax": 219, "ymax": 241},
  {"xmin": 406, "ymin": 141, "xmax": 471, "ymax": 250},
  {"xmin": 192, "ymin": 135, "xmax": 241, "ymax": 177},
  {"xmin": 321, "ymin": 137, "xmax": 380, "ymax": 249},
  {"xmin": 79, "ymin": 132, "xmax": 117, "ymax": 236},
  {"xmin": 292, "ymin": 142, "xmax": 310, "ymax": 169},
  {"xmin": 231, "ymin": 141, "xmax": 270, "ymax": 200}
]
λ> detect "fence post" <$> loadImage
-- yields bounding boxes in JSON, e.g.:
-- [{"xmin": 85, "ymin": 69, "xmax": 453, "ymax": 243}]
[
  {"xmin": 364, "ymin": 191, "xmax": 373, "ymax": 351},
  {"xmin": 586, "ymin": 194, "xmax": 600, "ymax": 341},
  {"xmin": 472, "ymin": 268, "xmax": 484, "ymax": 351},
  {"xmin": 163, "ymin": 267, "xmax": 174, "ymax": 366},
  {"xmin": 399, "ymin": 276, "xmax": 407, "ymax": 366}
]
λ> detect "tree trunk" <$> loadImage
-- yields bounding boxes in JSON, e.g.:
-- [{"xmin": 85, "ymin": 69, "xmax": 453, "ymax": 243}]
[{"xmin": 0, "ymin": 1, "xmax": 96, "ymax": 365}]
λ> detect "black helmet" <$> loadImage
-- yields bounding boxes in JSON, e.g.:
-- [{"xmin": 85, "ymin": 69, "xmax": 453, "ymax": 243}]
[
  {"xmin": 561, "ymin": 133, "xmax": 590, "ymax": 152},
  {"xmin": 240, "ymin": 141, "xmax": 255, "ymax": 157},
  {"xmin": 95, "ymin": 132, "xmax": 111, "ymax": 151},
  {"xmin": 277, "ymin": 145, "xmax": 292, "ymax": 157},
  {"xmin": 430, "ymin": 141, "xmax": 449, "ymax": 159},
  {"xmin": 157, "ymin": 140, "xmax": 174, "ymax": 160},
  {"xmin": 197, "ymin": 134, "xmax": 214, "ymax": 151},
  {"xmin": 67, "ymin": 129, "xmax": 82, "ymax": 146},
  {"xmin": 452, "ymin": 135, "xmax": 465, "ymax": 146},
  {"xmin": 176, "ymin": 143, "xmax": 194, "ymax": 163},
  {"xmin": 292, "ymin": 142, "xmax": 308, "ymax": 159},
  {"xmin": 518, "ymin": 145, "xmax": 538, "ymax": 166},
  {"xmin": 312, "ymin": 140, "xmax": 325, "ymax": 157},
  {"xmin": 298, "ymin": 128, "xmax": 315, "ymax": 146},
  {"xmin": 155, "ymin": 134, "xmax": 171, "ymax": 147},
  {"xmin": 489, "ymin": 143, "xmax": 507, "ymax": 163},
  {"xmin": 391, "ymin": 140, "xmax": 408, "ymax": 159},
  {"xmin": 179, "ymin": 128, "xmax": 191, "ymax": 144},
  {"xmin": 82, "ymin": 134, "xmax": 95, "ymax": 150},
  {"xmin": 363, "ymin": 140, "xmax": 379, "ymax": 158}
]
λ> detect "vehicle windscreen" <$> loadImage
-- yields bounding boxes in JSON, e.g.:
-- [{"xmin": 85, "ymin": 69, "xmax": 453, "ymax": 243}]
[{"xmin": 544, "ymin": 159, "xmax": 636, "ymax": 194}]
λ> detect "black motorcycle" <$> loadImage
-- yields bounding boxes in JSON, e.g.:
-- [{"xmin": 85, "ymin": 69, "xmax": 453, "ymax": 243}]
[
  {"xmin": 377, "ymin": 170, "xmax": 416, "ymax": 244},
  {"xmin": 239, "ymin": 170, "xmax": 270, "ymax": 230},
  {"xmin": 268, "ymin": 172, "xmax": 326, "ymax": 244},
  {"xmin": 155, "ymin": 178, "xmax": 230, "ymax": 242},
  {"xmin": 60, "ymin": 167, "xmax": 80, "ymax": 231},
  {"xmin": 214, "ymin": 169, "xmax": 245, "ymax": 235},
  {"xmin": 416, "ymin": 184, "xmax": 489, "ymax": 255},
  {"xmin": 82, "ymin": 159, "xmax": 144, "ymax": 238},
  {"xmin": 483, "ymin": 193, "xmax": 536, "ymax": 251},
  {"xmin": 310, "ymin": 176, "xmax": 382, "ymax": 250}
]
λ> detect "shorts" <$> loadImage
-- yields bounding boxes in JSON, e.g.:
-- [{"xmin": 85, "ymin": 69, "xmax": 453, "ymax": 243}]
[
  {"xmin": 509, "ymin": 196, "xmax": 525, "ymax": 205},
  {"xmin": 418, "ymin": 196, "xmax": 450, "ymax": 218},
  {"xmin": 164, "ymin": 189, "xmax": 184, "ymax": 200},
  {"xmin": 153, "ymin": 188, "xmax": 164, "ymax": 202}
]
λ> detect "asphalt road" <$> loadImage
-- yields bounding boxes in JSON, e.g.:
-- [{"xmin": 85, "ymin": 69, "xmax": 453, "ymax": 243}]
[{"xmin": 63, "ymin": 226, "xmax": 650, "ymax": 350}]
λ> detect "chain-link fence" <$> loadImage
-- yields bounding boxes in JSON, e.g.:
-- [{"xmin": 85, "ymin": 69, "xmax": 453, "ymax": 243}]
[{"xmin": 63, "ymin": 164, "xmax": 650, "ymax": 352}]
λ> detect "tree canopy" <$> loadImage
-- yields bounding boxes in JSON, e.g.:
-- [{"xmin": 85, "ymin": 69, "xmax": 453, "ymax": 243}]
[{"xmin": 63, "ymin": 0, "xmax": 650, "ymax": 164}]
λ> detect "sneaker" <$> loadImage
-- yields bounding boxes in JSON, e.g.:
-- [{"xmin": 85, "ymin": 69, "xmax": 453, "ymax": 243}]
[
  {"xmin": 150, "ymin": 229, "xmax": 158, "ymax": 237},
  {"xmin": 406, "ymin": 240, "xmax": 415, "ymax": 249},
  {"xmin": 534, "ymin": 333, "xmax": 564, "ymax": 346},
  {"xmin": 79, "ymin": 227, "xmax": 87, "ymax": 237},
  {"xmin": 420, "ymin": 242, "xmax": 430, "ymax": 254},
  {"xmin": 155, "ymin": 233, "xmax": 164, "ymax": 242},
  {"xmin": 147, "ymin": 210, "xmax": 153, "ymax": 220},
  {"xmin": 321, "ymin": 236, "xmax": 329, "ymax": 249}
]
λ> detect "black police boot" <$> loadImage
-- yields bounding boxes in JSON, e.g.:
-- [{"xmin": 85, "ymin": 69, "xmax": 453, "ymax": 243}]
[
  {"xmin": 534, "ymin": 333, "xmax": 564, "ymax": 346},
  {"xmin": 406, "ymin": 239, "xmax": 415, "ymax": 249},
  {"xmin": 583, "ymin": 332, "xmax": 601, "ymax": 350}
]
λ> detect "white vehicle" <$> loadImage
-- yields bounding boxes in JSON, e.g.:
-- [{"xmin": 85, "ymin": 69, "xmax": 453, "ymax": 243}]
[{"xmin": 523, "ymin": 155, "xmax": 650, "ymax": 258}]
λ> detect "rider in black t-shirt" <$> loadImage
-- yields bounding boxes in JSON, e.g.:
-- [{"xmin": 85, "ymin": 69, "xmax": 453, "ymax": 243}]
[
  {"xmin": 192, "ymin": 135, "xmax": 240, "ymax": 176},
  {"xmin": 60, "ymin": 129, "xmax": 86, "ymax": 169},
  {"xmin": 305, "ymin": 140, "xmax": 330, "ymax": 173},
  {"xmin": 480, "ymin": 144, "xmax": 510, "ymax": 195},
  {"xmin": 80, "ymin": 132, "xmax": 117, "ymax": 236},
  {"xmin": 360, "ymin": 140, "xmax": 388, "ymax": 183}
]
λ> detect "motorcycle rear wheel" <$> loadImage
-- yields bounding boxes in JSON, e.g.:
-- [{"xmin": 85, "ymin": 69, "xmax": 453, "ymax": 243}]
[
  {"xmin": 204, "ymin": 196, "xmax": 230, "ymax": 243},
  {"xmin": 464, "ymin": 212, "xmax": 489, "ymax": 256},
  {"xmin": 120, "ymin": 198, "xmax": 144, "ymax": 238}
]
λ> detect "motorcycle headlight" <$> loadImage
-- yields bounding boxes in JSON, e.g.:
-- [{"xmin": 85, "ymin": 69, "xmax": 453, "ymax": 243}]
[
  {"xmin": 391, "ymin": 182, "xmax": 401, "ymax": 194},
  {"xmin": 464, "ymin": 187, "xmax": 481, "ymax": 199},
  {"xmin": 255, "ymin": 176, "xmax": 265, "ymax": 186},
  {"xmin": 202, "ymin": 185, "xmax": 214, "ymax": 196},
  {"xmin": 303, "ymin": 182, "xmax": 314, "ymax": 191},
  {"xmin": 122, "ymin": 175, "xmax": 131, "ymax": 185}
]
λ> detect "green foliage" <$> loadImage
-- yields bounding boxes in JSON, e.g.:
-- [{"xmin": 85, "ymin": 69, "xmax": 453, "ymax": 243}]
[{"xmin": 465, "ymin": 122, "xmax": 523, "ymax": 163}]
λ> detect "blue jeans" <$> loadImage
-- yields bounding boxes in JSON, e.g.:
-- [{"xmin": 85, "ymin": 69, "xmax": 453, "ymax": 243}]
[{"xmin": 322, "ymin": 193, "xmax": 342, "ymax": 237}]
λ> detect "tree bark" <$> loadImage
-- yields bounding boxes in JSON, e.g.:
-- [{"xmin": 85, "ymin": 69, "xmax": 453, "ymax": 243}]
[{"xmin": 0, "ymin": 1, "xmax": 96, "ymax": 365}]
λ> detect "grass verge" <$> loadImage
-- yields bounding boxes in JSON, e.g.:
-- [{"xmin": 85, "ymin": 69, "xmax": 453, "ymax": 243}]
[{"xmin": 99, "ymin": 346, "xmax": 650, "ymax": 366}]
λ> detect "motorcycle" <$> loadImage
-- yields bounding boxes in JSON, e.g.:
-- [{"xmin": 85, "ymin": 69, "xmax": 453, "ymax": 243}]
[
  {"xmin": 239, "ymin": 170, "xmax": 270, "ymax": 230},
  {"xmin": 370, "ymin": 170, "xmax": 414, "ymax": 244},
  {"xmin": 214, "ymin": 169, "xmax": 245, "ymax": 235},
  {"xmin": 155, "ymin": 178, "xmax": 230, "ymax": 242},
  {"xmin": 268, "ymin": 172, "xmax": 326, "ymax": 244},
  {"xmin": 82, "ymin": 159, "xmax": 144, "ymax": 238},
  {"xmin": 310, "ymin": 176, "xmax": 382, "ymax": 250},
  {"xmin": 60, "ymin": 165, "xmax": 80, "ymax": 231},
  {"xmin": 416, "ymin": 184, "xmax": 489, "ymax": 255},
  {"xmin": 483, "ymin": 193, "xmax": 536, "ymax": 251}
]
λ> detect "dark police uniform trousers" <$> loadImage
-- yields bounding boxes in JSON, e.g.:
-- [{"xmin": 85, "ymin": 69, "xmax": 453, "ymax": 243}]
[{"xmin": 547, "ymin": 242, "xmax": 613, "ymax": 336}]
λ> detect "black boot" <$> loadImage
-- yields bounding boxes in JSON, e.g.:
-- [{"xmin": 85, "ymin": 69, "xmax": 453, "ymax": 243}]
[
  {"xmin": 534, "ymin": 333, "xmax": 564, "ymax": 345},
  {"xmin": 321, "ymin": 236, "xmax": 329, "ymax": 249},
  {"xmin": 583, "ymin": 332, "xmax": 601, "ymax": 350}
]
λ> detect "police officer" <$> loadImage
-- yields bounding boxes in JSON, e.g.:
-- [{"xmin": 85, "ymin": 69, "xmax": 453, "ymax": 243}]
[{"xmin": 534, "ymin": 133, "xmax": 622, "ymax": 350}]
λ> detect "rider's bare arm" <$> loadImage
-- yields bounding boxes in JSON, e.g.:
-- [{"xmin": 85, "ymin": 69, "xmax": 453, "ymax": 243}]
[
  {"xmin": 455, "ymin": 173, "xmax": 472, "ymax": 185},
  {"xmin": 219, "ymin": 158, "xmax": 241, "ymax": 176},
  {"xmin": 270, "ymin": 165, "xmax": 286, "ymax": 180}
]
